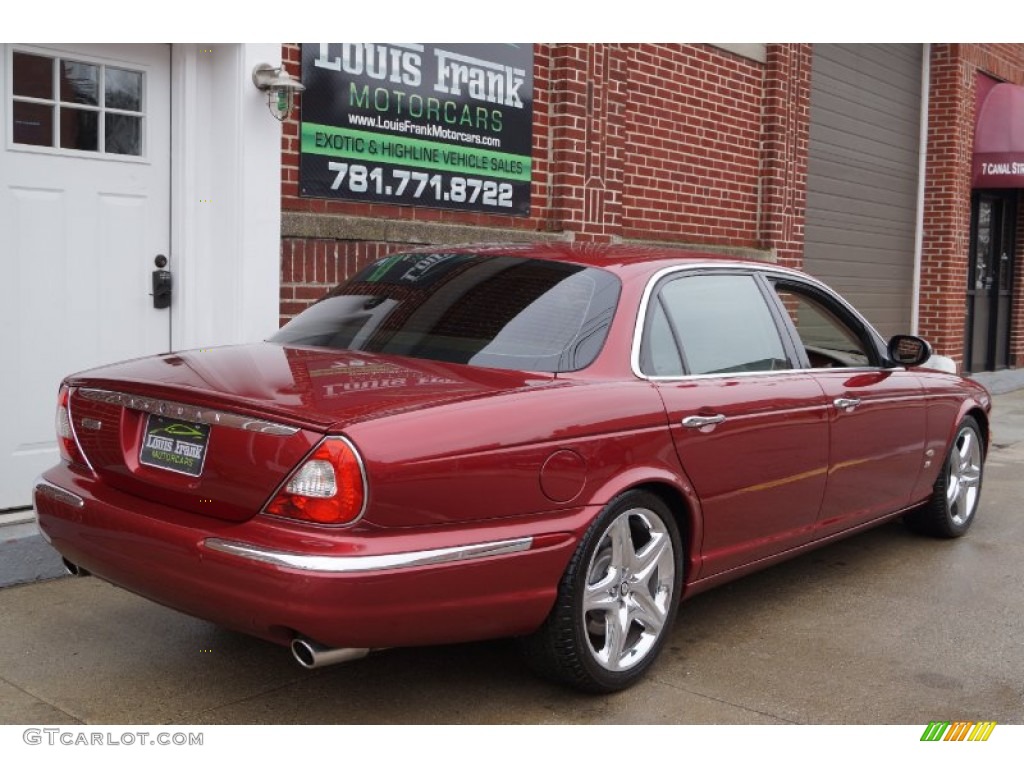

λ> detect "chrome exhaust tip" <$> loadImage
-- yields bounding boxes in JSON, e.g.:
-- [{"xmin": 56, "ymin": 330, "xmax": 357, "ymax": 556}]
[
  {"xmin": 61, "ymin": 558, "xmax": 90, "ymax": 577},
  {"xmin": 290, "ymin": 638, "xmax": 369, "ymax": 669}
]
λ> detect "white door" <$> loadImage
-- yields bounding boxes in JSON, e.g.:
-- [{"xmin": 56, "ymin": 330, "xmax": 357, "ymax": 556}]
[{"xmin": 0, "ymin": 44, "xmax": 171, "ymax": 509}]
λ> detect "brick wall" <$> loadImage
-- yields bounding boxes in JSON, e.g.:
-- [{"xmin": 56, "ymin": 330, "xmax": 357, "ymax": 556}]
[
  {"xmin": 279, "ymin": 238, "xmax": 406, "ymax": 320},
  {"xmin": 919, "ymin": 45, "xmax": 974, "ymax": 361},
  {"xmin": 278, "ymin": 43, "xmax": 810, "ymax": 324},
  {"xmin": 759, "ymin": 45, "xmax": 812, "ymax": 269},
  {"xmin": 1014, "ymin": 192, "xmax": 1024, "ymax": 367},
  {"xmin": 547, "ymin": 44, "xmax": 627, "ymax": 242},
  {"xmin": 621, "ymin": 45, "xmax": 762, "ymax": 247},
  {"xmin": 921, "ymin": 44, "xmax": 1024, "ymax": 366},
  {"xmin": 279, "ymin": 43, "xmax": 1024, "ymax": 373}
]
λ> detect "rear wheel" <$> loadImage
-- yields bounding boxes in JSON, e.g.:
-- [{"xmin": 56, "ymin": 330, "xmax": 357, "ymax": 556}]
[
  {"xmin": 522, "ymin": 490, "xmax": 682, "ymax": 693},
  {"xmin": 904, "ymin": 416, "xmax": 984, "ymax": 538}
]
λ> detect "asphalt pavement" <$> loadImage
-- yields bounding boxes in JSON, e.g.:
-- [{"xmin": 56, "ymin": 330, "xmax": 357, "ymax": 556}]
[{"xmin": 1, "ymin": 386, "xmax": 1022, "ymax": 725}]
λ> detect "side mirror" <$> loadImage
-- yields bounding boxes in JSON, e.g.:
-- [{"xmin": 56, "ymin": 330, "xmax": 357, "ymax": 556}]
[{"xmin": 887, "ymin": 335, "xmax": 932, "ymax": 367}]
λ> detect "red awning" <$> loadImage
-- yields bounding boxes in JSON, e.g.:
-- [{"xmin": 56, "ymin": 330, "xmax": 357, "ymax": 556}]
[{"xmin": 973, "ymin": 83, "xmax": 1024, "ymax": 188}]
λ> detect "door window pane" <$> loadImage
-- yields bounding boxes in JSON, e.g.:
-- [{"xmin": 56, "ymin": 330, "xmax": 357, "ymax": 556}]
[
  {"xmin": 60, "ymin": 108, "xmax": 98, "ymax": 151},
  {"xmin": 105, "ymin": 113, "xmax": 142, "ymax": 155},
  {"xmin": 12, "ymin": 101, "xmax": 53, "ymax": 146},
  {"xmin": 973, "ymin": 200, "xmax": 993, "ymax": 291},
  {"xmin": 60, "ymin": 61, "xmax": 99, "ymax": 105},
  {"xmin": 13, "ymin": 52, "xmax": 52, "ymax": 99},
  {"xmin": 658, "ymin": 274, "xmax": 789, "ymax": 375},
  {"xmin": 106, "ymin": 68, "xmax": 142, "ymax": 111}
]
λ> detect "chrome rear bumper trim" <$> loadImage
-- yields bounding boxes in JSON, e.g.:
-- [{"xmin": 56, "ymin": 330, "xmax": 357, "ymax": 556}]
[
  {"xmin": 77, "ymin": 388, "xmax": 300, "ymax": 436},
  {"xmin": 202, "ymin": 536, "xmax": 533, "ymax": 573},
  {"xmin": 34, "ymin": 480, "xmax": 85, "ymax": 509}
]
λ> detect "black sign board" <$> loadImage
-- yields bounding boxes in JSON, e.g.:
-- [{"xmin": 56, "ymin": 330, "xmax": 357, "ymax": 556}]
[{"xmin": 299, "ymin": 44, "xmax": 533, "ymax": 216}]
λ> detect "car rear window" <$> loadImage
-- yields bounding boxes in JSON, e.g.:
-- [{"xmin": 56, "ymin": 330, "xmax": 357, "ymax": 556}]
[{"xmin": 271, "ymin": 253, "xmax": 621, "ymax": 373}]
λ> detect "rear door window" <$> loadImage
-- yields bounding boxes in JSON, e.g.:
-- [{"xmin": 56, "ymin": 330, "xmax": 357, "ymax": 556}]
[{"xmin": 642, "ymin": 273, "xmax": 791, "ymax": 376}]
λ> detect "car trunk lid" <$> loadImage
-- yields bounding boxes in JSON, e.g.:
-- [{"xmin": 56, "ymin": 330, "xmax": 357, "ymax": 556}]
[{"xmin": 65, "ymin": 343, "xmax": 552, "ymax": 522}]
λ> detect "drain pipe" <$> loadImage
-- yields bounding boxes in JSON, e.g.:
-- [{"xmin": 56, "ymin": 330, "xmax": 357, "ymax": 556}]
[
  {"xmin": 911, "ymin": 43, "xmax": 931, "ymax": 336},
  {"xmin": 290, "ymin": 637, "xmax": 369, "ymax": 669}
]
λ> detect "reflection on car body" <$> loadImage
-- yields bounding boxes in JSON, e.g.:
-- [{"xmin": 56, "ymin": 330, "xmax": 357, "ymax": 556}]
[{"xmin": 35, "ymin": 244, "xmax": 990, "ymax": 692}]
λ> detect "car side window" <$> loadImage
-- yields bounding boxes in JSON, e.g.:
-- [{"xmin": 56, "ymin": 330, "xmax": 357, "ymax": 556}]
[
  {"xmin": 772, "ymin": 283, "xmax": 875, "ymax": 368},
  {"xmin": 644, "ymin": 273, "xmax": 791, "ymax": 376},
  {"xmin": 643, "ymin": 300, "xmax": 685, "ymax": 376}
]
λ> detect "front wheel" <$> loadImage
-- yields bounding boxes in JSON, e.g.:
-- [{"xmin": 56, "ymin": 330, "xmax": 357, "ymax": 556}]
[
  {"xmin": 522, "ymin": 490, "xmax": 683, "ymax": 693},
  {"xmin": 904, "ymin": 416, "xmax": 984, "ymax": 538}
]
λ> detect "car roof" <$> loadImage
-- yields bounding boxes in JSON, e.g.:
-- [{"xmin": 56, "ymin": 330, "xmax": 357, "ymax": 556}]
[{"xmin": 391, "ymin": 241, "xmax": 799, "ymax": 279}]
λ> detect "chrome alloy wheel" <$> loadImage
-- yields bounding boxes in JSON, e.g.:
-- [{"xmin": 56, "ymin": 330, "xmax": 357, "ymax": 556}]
[
  {"xmin": 582, "ymin": 508, "xmax": 677, "ymax": 671},
  {"xmin": 946, "ymin": 424, "xmax": 983, "ymax": 527},
  {"xmin": 903, "ymin": 415, "xmax": 984, "ymax": 539}
]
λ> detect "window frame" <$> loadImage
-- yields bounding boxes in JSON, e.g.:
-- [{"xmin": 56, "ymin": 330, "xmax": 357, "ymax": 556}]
[
  {"xmin": 5, "ymin": 45, "xmax": 149, "ymax": 163},
  {"xmin": 632, "ymin": 264, "xmax": 894, "ymax": 381},
  {"xmin": 636, "ymin": 267, "xmax": 803, "ymax": 379}
]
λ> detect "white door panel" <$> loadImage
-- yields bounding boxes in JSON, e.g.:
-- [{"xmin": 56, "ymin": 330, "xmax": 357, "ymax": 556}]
[{"xmin": 0, "ymin": 44, "xmax": 170, "ymax": 509}]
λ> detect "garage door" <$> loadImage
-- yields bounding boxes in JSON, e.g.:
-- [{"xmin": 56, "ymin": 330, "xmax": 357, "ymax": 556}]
[{"xmin": 804, "ymin": 44, "xmax": 923, "ymax": 338}]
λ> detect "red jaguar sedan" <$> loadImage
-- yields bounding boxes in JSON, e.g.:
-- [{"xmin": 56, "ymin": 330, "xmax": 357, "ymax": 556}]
[{"xmin": 34, "ymin": 244, "xmax": 990, "ymax": 692}]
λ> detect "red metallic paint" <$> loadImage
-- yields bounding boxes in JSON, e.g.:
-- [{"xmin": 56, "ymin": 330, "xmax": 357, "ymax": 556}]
[
  {"xmin": 35, "ymin": 463, "xmax": 590, "ymax": 648},
  {"xmin": 539, "ymin": 450, "xmax": 588, "ymax": 503},
  {"xmin": 813, "ymin": 369, "xmax": 927, "ymax": 537},
  {"xmin": 657, "ymin": 372, "xmax": 829, "ymax": 578},
  {"xmin": 344, "ymin": 380, "xmax": 672, "ymax": 527},
  {"xmin": 71, "ymin": 391, "xmax": 322, "ymax": 522},
  {"xmin": 34, "ymin": 245, "xmax": 992, "ymax": 670}
]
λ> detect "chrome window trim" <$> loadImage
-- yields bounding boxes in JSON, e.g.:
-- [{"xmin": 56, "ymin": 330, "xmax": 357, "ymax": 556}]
[
  {"xmin": 77, "ymin": 388, "xmax": 300, "ymax": 436},
  {"xmin": 641, "ymin": 366, "xmax": 888, "ymax": 384},
  {"xmin": 34, "ymin": 480, "xmax": 84, "ymax": 509},
  {"xmin": 630, "ymin": 263, "xmax": 889, "ymax": 381},
  {"xmin": 202, "ymin": 536, "xmax": 533, "ymax": 573}
]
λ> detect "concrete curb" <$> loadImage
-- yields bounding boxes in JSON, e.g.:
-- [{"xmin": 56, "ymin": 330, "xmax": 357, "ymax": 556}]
[
  {"xmin": 970, "ymin": 367, "xmax": 1024, "ymax": 395},
  {"xmin": 0, "ymin": 519, "xmax": 66, "ymax": 587}
]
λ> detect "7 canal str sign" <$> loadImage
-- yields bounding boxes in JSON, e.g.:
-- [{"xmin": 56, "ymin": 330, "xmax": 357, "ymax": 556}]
[{"xmin": 300, "ymin": 44, "xmax": 533, "ymax": 216}]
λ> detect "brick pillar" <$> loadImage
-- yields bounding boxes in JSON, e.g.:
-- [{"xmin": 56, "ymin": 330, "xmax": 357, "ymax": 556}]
[
  {"xmin": 549, "ymin": 44, "xmax": 626, "ymax": 242},
  {"xmin": 1012, "ymin": 190, "xmax": 1024, "ymax": 366},
  {"xmin": 548, "ymin": 45, "xmax": 586, "ymax": 234},
  {"xmin": 920, "ymin": 44, "xmax": 974, "ymax": 363},
  {"xmin": 760, "ymin": 44, "xmax": 812, "ymax": 269}
]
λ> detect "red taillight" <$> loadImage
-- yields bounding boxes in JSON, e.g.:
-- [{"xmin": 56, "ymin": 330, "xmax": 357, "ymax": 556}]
[
  {"xmin": 265, "ymin": 437, "xmax": 366, "ymax": 525},
  {"xmin": 56, "ymin": 385, "xmax": 89, "ymax": 468}
]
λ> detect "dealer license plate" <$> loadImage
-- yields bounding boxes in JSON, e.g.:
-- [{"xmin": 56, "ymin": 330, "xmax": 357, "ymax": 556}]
[{"xmin": 139, "ymin": 415, "xmax": 211, "ymax": 477}]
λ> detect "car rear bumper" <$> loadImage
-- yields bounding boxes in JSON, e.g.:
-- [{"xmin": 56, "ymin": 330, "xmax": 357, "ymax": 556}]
[{"xmin": 34, "ymin": 466, "xmax": 590, "ymax": 650}]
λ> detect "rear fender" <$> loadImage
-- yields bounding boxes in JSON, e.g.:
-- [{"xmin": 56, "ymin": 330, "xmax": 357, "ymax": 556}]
[{"xmin": 582, "ymin": 464, "xmax": 705, "ymax": 585}]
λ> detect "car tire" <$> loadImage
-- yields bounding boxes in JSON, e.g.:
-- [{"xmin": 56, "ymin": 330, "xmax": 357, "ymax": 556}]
[
  {"xmin": 521, "ymin": 489, "xmax": 683, "ymax": 693},
  {"xmin": 904, "ymin": 416, "xmax": 984, "ymax": 538}
]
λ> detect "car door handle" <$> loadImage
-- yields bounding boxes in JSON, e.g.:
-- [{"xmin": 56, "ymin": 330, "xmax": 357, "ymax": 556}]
[
  {"xmin": 681, "ymin": 414, "xmax": 726, "ymax": 428},
  {"xmin": 833, "ymin": 397, "xmax": 862, "ymax": 412}
]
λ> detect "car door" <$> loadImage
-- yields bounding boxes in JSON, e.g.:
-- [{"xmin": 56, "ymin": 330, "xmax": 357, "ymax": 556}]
[
  {"xmin": 637, "ymin": 270, "xmax": 830, "ymax": 579},
  {"xmin": 766, "ymin": 278, "xmax": 927, "ymax": 537}
]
